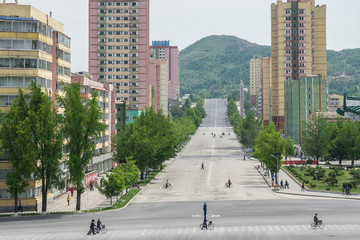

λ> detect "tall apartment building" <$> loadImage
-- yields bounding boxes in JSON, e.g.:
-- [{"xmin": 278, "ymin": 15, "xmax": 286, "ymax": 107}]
[
  {"xmin": 149, "ymin": 58, "xmax": 168, "ymax": 115},
  {"xmin": 261, "ymin": 57, "xmax": 272, "ymax": 126},
  {"xmin": 0, "ymin": 2, "xmax": 71, "ymax": 211},
  {"xmin": 270, "ymin": 0, "xmax": 327, "ymax": 143},
  {"xmin": 249, "ymin": 58, "xmax": 262, "ymax": 114},
  {"xmin": 89, "ymin": 0, "xmax": 150, "ymax": 120},
  {"xmin": 150, "ymin": 40, "xmax": 179, "ymax": 101}
]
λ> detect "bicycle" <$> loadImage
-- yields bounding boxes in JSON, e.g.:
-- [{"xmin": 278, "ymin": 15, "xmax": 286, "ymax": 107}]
[
  {"xmin": 200, "ymin": 221, "xmax": 214, "ymax": 230},
  {"xmin": 95, "ymin": 224, "xmax": 107, "ymax": 234},
  {"xmin": 311, "ymin": 220, "xmax": 324, "ymax": 229},
  {"xmin": 224, "ymin": 183, "xmax": 232, "ymax": 188},
  {"xmin": 163, "ymin": 183, "xmax": 173, "ymax": 189}
]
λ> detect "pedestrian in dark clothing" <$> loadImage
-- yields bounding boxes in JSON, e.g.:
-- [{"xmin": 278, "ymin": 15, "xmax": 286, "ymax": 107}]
[
  {"xmin": 18, "ymin": 200, "xmax": 23, "ymax": 212},
  {"xmin": 35, "ymin": 200, "xmax": 38, "ymax": 212},
  {"xmin": 70, "ymin": 187, "xmax": 74, "ymax": 197},
  {"xmin": 203, "ymin": 202, "xmax": 207, "ymax": 217},
  {"xmin": 280, "ymin": 180, "xmax": 284, "ymax": 189},
  {"xmin": 285, "ymin": 180, "xmax": 289, "ymax": 189},
  {"xmin": 89, "ymin": 219, "xmax": 96, "ymax": 235},
  {"xmin": 346, "ymin": 186, "xmax": 351, "ymax": 195},
  {"xmin": 301, "ymin": 183, "xmax": 305, "ymax": 191},
  {"xmin": 201, "ymin": 163, "xmax": 204, "ymax": 170},
  {"xmin": 243, "ymin": 155, "xmax": 246, "ymax": 160},
  {"xmin": 90, "ymin": 182, "xmax": 94, "ymax": 191}
]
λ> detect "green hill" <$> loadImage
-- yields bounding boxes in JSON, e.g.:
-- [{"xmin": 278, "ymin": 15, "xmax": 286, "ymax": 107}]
[{"xmin": 179, "ymin": 35, "xmax": 360, "ymax": 97}]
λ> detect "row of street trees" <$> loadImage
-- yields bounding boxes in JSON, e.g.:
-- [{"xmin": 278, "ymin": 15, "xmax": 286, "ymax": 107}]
[
  {"xmin": 226, "ymin": 99, "xmax": 261, "ymax": 149},
  {"xmin": 302, "ymin": 113, "xmax": 360, "ymax": 166},
  {"xmin": 1, "ymin": 83, "xmax": 104, "ymax": 212},
  {"xmin": 114, "ymin": 98, "xmax": 206, "ymax": 179}
]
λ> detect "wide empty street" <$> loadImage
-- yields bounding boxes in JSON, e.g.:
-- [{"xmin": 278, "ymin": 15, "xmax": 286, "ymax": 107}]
[{"xmin": 0, "ymin": 99, "xmax": 360, "ymax": 240}]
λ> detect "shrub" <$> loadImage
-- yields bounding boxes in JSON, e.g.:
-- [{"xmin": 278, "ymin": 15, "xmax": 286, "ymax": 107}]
[
  {"xmin": 306, "ymin": 159, "xmax": 314, "ymax": 164},
  {"xmin": 304, "ymin": 180, "xmax": 309, "ymax": 184},
  {"xmin": 310, "ymin": 183, "xmax": 316, "ymax": 188},
  {"xmin": 326, "ymin": 187, "xmax": 331, "ymax": 191}
]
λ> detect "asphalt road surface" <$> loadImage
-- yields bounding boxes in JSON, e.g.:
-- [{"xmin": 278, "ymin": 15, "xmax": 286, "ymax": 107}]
[{"xmin": 1, "ymin": 99, "xmax": 360, "ymax": 240}]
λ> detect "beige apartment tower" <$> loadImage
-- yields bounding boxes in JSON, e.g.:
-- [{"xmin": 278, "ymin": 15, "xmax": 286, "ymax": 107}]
[
  {"xmin": 270, "ymin": 0, "xmax": 326, "ymax": 131},
  {"xmin": 261, "ymin": 57, "xmax": 272, "ymax": 126},
  {"xmin": 249, "ymin": 58, "xmax": 262, "ymax": 114}
]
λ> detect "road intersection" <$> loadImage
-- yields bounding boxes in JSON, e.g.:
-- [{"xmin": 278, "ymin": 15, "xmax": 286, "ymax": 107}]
[{"xmin": 0, "ymin": 99, "xmax": 359, "ymax": 240}]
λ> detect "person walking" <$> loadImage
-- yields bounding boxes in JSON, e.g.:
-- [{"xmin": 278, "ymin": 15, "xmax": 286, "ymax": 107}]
[
  {"xmin": 201, "ymin": 163, "xmax": 204, "ymax": 170},
  {"xmin": 280, "ymin": 180, "xmax": 284, "ymax": 189},
  {"xmin": 35, "ymin": 200, "xmax": 38, "ymax": 212},
  {"xmin": 243, "ymin": 155, "xmax": 246, "ymax": 161},
  {"xmin": 18, "ymin": 200, "xmax": 23, "ymax": 212},
  {"xmin": 70, "ymin": 186, "xmax": 74, "ymax": 197},
  {"xmin": 67, "ymin": 194, "xmax": 70, "ymax": 206},
  {"xmin": 301, "ymin": 183, "xmax": 305, "ymax": 191},
  {"xmin": 89, "ymin": 219, "xmax": 96, "ymax": 235},
  {"xmin": 203, "ymin": 202, "xmax": 207, "ymax": 217},
  {"xmin": 285, "ymin": 180, "xmax": 289, "ymax": 189}
]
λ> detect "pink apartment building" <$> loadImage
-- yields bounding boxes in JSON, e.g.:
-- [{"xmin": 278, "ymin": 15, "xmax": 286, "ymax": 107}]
[
  {"xmin": 89, "ymin": 0, "xmax": 150, "ymax": 111},
  {"xmin": 150, "ymin": 40, "xmax": 179, "ymax": 101}
]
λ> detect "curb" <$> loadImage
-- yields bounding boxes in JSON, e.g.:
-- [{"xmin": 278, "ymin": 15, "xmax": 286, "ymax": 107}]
[
  {"xmin": 255, "ymin": 166, "xmax": 271, "ymax": 188},
  {"xmin": 274, "ymin": 190, "xmax": 360, "ymax": 200}
]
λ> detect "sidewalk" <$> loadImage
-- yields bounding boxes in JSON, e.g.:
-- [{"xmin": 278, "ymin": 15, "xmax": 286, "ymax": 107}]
[{"xmin": 257, "ymin": 165, "xmax": 360, "ymax": 200}]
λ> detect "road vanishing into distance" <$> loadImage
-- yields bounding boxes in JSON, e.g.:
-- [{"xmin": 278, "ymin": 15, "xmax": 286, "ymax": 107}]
[{"xmin": 1, "ymin": 99, "xmax": 360, "ymax": 240}]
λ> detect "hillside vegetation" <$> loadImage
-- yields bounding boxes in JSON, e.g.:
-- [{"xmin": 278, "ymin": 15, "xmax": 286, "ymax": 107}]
[{"xmin": 179, "ymin": 35, "xmax": 360, "ymax": 97}]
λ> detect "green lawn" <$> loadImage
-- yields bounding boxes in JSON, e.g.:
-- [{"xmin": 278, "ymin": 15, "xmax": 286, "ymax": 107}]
[{"xmin": 284, "ymin": 166, "xmax": 360, "ymax": 193}]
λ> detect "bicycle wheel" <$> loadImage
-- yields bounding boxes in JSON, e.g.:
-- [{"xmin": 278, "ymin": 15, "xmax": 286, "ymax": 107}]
[
  {"xmin": 208, "ymin": 223, "xmax": 214, "ymax": 230},
  {"xmin": 318, "ymin": 223, "xmax": 324, "ymax": 229},
  {"xmin": 168, "ymin": 184, "xmax": 173, "ymax": 189},
  {"xmin": 101, "ymin": 227, "xmax": 107, "ymax": 234},
  {"xmin": 311, "ymin": 223, "xmax": 316, "ymax": 229}
]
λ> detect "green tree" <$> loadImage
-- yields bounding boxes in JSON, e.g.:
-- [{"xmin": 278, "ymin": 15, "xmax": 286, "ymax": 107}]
[
  {"xmin": 3, "ymin": 84, "xmax": 64, "ymax": 213},
  {"xmin": 328, "ymin": 118, "xmax": 347, "ymax": 165},
  {"xmin": 284, "ymin": 137, "xmax": 295, "ymax": 160},
  {"xmin": 254, "ymin": 122, "xmax": 286, "ymax": 184},
  {"xmin": 98, "ymin": 169, "xmax": 124, "ymax": 205},
  {"xmin": 121, "ymin": 157, "xmax": 139, "ymax": 194},
  {"xmin": 342, "ymin": 120, "xmax": 360, "ymax": 166},
  {"xmin": 58, "ymin": 83, "xmax": 104, "ymax": 211},
  {"xmin": 28, "ymin": 84, "xmax": 64, "ymax": 213},
  {"xmin": 239, "ymin": 110, "xmax": 261, "ymax": 148},
  {"xmin": 302, "ymin": 113, "xmax": 330, "ymax": 166},
  {"xmin": 6, "ymin": 171, "xmax": 28, "ymax": 213},
  {"xmin": 0, "ymin": 92, "xmax": 33, "ymax": 212}
]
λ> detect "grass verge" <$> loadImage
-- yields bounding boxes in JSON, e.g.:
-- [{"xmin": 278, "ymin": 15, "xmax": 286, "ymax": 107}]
[{"xmin": 284, "ymin": 165, "xmax": 360, "ymax": 193}]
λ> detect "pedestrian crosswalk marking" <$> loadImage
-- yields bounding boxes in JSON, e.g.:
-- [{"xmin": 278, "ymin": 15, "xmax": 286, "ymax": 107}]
[{"xmin": 4, "ymin": 224, "xmax": 360, "ymax": 239}]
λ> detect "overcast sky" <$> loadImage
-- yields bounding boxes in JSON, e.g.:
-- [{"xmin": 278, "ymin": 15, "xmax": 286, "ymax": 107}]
[{"xmin": 16, "ymin": 0, "xmax": 360, "ymax": 72}]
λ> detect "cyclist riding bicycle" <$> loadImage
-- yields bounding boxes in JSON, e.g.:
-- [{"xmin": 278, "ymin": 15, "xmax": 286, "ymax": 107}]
[
  {"xmin": 165, "ymin": 180, "xmax": 169, "ymax": 189},
  {"xmin": 202, "ymin": 217, "xmax": 208, "ymax": 230},
  {"xmin": 314, "ymin": 213, "xmax": 319, "ymax": 225}
]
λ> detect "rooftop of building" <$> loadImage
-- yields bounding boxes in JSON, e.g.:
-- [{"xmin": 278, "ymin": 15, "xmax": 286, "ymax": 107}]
[{"xmin": 0, "ymin": 2, "xmax": 65, "ymax": 32}]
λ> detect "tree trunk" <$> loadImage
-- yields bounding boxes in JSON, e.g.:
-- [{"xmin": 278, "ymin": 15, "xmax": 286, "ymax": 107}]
[
  {"xmin": 339, "ymin": 157, "xmax": 342, "ymax": 166},
  {"xmin": 352, "ymin": 156, "xmax": 355, "ymax": 166},
  {"xmin": 316, "ymin": 156, "xmax": 319, "ymax": 166},
  {"xmin": 160, "ymin": 164, "xmax": 163, "ymax": 171},
  {"xmin": 110, "ymin": 195, "xmax": 112, "ymax": 205},
  {"xmin": 140, "ymin": 171, "xmax": 144, "ymax": 180},
  {"xmin": 14, "ymin": 194, "xmax": 18, "ymax": 213},
  {"xmin": 41, "ymin": 179, "xmax": 47, "ymax": 213},
  {"xmin": 76, "ymin": 181, "xmax": 81, "ymax": 211}
]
